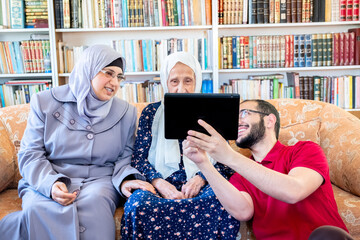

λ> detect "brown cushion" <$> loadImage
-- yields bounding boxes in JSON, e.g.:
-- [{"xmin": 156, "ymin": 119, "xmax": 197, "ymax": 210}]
[
  {"xmin": 279, "ymin": 118, "xmax": 321, "ymax": 146},
  {"xmin": 0, "ymin": 125, "xmax": 15, "ymax": 192},
  {"xmin": 0, "ymin": 104, "xmax": 30, "ymax": 188},
  {"xmin": 319, "ymin": 104, "xmax": 360, "ymax": 197},
  {"xmin": 332, "ymin": 185, "xmax": 360, "ymax": 238}
]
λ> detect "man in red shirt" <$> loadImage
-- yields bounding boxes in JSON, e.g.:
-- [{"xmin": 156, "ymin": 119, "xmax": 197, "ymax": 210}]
[{"xmin": 183, "ymin": 99, "xmax": 353, "ymax": 240}]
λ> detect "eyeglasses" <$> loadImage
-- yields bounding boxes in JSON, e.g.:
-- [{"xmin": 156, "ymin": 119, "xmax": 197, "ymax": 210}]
[
  {"xmin": 100, "ymin": 69, "xmax": 126, "ymax": 82},
  {"xmin": 239, "ymin": 109, "xmax": 270, "ymax": 119}
]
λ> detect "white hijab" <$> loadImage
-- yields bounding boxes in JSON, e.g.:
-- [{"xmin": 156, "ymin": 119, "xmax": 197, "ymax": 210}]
[
  {"xmin": 68, "ymin": 45, "xmax": 125, "ymax": 125},
  {"xmin": 148, "ymin": 52, "xmax": 216, "ymax": 180}
]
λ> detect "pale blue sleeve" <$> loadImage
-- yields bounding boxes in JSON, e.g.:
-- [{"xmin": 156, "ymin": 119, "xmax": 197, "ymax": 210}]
[{"xmin": 18, "ymin": 93, "xmax": 70, "ymax": 198}]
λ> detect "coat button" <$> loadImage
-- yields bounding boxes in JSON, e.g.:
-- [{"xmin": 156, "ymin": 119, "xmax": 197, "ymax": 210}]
[
  {"xmin": 79, "ymin": 226, "xmax": 86, "ymax": 232},
  {"xmin": 54, "ymin": 112, "xmax": 60, "ymax": 118},
  {"xmin": 86, "ymin": 125, "xmax": 92, "ymax": 130},
  {"xmin": 86, "ymin": 133, "xmax": 94, "ymax": 140},
  {"xmin": 70, "ymin": 119, "xmax": 75, "ymax": 125}
]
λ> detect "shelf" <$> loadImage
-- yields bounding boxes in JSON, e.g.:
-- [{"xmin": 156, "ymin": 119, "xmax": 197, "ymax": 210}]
[
  {"xmin": 0, "ymin": 28, "xmax": 50, "ymax": 33},
  {"xmin": 0, "ymin": 73, "xmax": 53, "ymax": 78},
  {"xmin": 59, "ymin": 70, "xmax": 213, "ymax": 77},
  {"xmin": 219, "ymin": 66, "xmax": 360, "ymax": 73},
  {"xmin": 346, "ymin": 109, "xmax": 360, "ymax": 112},
  {"xmin": 56, "ymin": 25, "xmax": 212, "ymax": 33},
  {"xmin": 218, "ymin": 21, "xmax": 360, "ymax": 29}
]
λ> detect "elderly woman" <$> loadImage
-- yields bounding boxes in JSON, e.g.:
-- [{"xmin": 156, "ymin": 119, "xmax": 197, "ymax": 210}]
[
  {"xmin": 0, "ymin": 45, "xmax": 155, "ymax": 240},
  {"xmin": 121, "ymin": 52, "xmax": 240, "ymax": 239}
]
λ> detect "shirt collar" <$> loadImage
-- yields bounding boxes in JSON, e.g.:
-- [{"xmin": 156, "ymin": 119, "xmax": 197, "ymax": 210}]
[{"xmin": 258, "ymin": 141, "xmax": 285, "ymax": 164}]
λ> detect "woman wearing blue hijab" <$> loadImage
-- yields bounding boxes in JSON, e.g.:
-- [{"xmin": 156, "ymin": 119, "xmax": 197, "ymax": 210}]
[{"xmin": 0, "ymin": 45, "xmax": 155, "ymax": 240}]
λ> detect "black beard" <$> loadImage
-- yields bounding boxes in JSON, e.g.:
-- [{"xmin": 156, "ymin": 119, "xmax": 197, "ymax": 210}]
[{"xmin": 236, "ymin": 117, "xmax": 266, "ymax": 149}]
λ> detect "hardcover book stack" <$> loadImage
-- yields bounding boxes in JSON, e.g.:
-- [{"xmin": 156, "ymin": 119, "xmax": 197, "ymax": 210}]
[
  {"xmin": 57, "ymin": 36, "xmax": 209, "ymax": 73},
  {"xmin": 24, "ymin": 0, "xmax": 48, "ymax": 28},
  {"xmin": 298, "ymin": 75, "xmax": 360, "ymax": 109},
  {"xmin": 54, "ymin": 0, "xmax": 212, "ymax": 29},
  {"xmin": 0, "ymin": 39, "xmax": 51, "ymax": 74},
  {"xmin": 219, "ymin": 28, "xmax": 359, "ymax": 69},
  {"xmin": 218, "ymin": 0, "xmax": 360, "ymax": 24}
]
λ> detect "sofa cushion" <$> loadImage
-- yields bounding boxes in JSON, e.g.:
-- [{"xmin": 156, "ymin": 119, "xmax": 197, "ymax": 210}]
[
  {"xmin": 0, "ymin": 125, "xmax": 16, "ymax": 192},
  {"xmin": 279, "ymin": 118, "xmax": 321, "ymax": 146},
  {"xmin": 0, "ymin": 189, "xmax": 22, "ymax": 220},
  {"xmin": 0, "ymin": 104, "xmax": 30, "ymax": 188},
  {"xmin": 332, "ymin": 185, "xmax": 360, "ymax": 239},
  {"xmin": 319, "ymin": 103, "xmax": 360, "ymax": 198}
]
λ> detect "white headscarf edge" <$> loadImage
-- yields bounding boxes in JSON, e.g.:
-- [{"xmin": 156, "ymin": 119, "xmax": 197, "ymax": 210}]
[{"xmin": 149, "ymin": 52, "xmax": 216, "ymax": 181}]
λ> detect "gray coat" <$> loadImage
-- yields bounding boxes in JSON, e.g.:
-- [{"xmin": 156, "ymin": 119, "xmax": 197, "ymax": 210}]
[{"xmin": 0, "ymin": 85, "xmax": 143, "ymax": 240}]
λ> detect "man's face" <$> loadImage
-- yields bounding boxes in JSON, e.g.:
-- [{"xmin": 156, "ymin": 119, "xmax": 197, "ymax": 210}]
[{"xmin": 236, "ymin": 102, "xmax": 266, "ymax": 149}]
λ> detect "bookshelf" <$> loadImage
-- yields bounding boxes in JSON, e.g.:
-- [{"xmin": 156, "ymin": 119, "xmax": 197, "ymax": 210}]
[
  {"xmin": 212, "ymin": 0, "xmax": 360, "ymax": 111},
  {"xmin": 0, "ymin": 0, "xmax": 359, "ymax": 112}
]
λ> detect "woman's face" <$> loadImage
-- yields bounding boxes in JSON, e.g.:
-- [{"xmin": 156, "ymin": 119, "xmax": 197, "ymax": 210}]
[
  {"xmin": 167, "ymin": 62, "xmax": 196, "ymax": 93},
  {"xmin": 91, "ymin": 66, "xmax": 123, "ymax": 101}
]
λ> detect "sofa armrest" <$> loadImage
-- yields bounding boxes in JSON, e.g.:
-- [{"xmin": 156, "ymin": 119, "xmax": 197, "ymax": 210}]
[{"xmin": 0, "ymin": 120, "xmax": 16, "ymax": 192}]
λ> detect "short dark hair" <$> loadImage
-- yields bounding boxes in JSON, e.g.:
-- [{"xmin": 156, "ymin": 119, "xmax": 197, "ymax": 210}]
[{"xmin": 241, "ymin": 99, "xmax": 281, "ymax": 139}]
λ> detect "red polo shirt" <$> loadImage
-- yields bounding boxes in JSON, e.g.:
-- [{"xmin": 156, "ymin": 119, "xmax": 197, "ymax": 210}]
[{"xmin": 229, "ymin": 141, "xmax": 348, "ymax": 240}]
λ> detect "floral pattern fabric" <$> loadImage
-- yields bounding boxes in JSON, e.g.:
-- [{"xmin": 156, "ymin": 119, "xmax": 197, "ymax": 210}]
[{"xmin": 121, "ymin": 102, "xmax": 240, "ymax": 239}]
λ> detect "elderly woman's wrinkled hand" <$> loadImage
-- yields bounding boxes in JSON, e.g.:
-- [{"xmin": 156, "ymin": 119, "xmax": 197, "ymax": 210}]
[
  {"xmin": 181, "ymin": 175, "xmax": 206, "ymax": 198},
  {"xmin": 152, "ymin": 178, "xmax": 185, "ymax": 199},
  {"xmin": 121, "ymin": 180, "xmax": 156, "ymax": 198}
]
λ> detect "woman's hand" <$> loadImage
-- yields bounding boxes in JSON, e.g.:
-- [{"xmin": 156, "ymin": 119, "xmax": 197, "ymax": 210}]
[
  {"xmin": 120, "ymin": 180, "xmax": 156, "ymax": 198},
  {"xmin": 152, "ymin": 178, "xmax": 185, "ymax": 199},
  {"xmin": 181, "ymin": 175, "xmax": 206, "ymax": 198},
  {"xmin": 51, "ymin": 181, "xmax": 77, "ymax": 206}
]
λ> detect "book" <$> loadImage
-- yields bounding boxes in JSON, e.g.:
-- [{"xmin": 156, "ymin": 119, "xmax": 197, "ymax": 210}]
[
  {"xmin": 10, "ymin": 0, "xmax": 25, "ymax": 28},
  {"xmin": 298, "ymin": 34, "xmax": 305, "ymax": 67},
  {"xmin": 348, "ymin": 28, "xmax": 360, "ymax": 65},
  {"xmin": 305, "ymin": 34, "xmax": 312, "ymax": 67},
  {"xmin": 293, "ymin": 35, "xmax": 299, "ymax": 67}
]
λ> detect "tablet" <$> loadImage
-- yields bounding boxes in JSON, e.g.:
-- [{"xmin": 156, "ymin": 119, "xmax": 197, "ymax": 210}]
[{"xmin": 164, "ymin": 93, "xmax": 240, "ymax": 140}]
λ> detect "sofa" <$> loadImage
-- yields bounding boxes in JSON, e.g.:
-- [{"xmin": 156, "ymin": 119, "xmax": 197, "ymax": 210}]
[{"xmin": 0, "ymin": 98, "xmax": 360, "ymax": 239}]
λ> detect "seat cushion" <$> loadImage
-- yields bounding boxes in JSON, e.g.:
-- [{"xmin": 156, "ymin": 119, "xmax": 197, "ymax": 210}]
[
  {"xmin": 332, "ymin": 185, "xmax": 360, "ymax": 239},
  {"xmin": 0, "ymin": 126, "xmax": 16, "ymax": 192},
  {"xmin": 0, "ymin": 189, "xmax": 22, "ymax": 220}
]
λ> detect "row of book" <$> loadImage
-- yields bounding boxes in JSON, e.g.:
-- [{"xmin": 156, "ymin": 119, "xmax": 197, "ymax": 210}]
[
  {"xmin": 218, "ymin": 0, "xmax": 360, "ymax": 24},
  {"xmin": 116, "ymin": 78, "xmax": 164, "ymax": 103},
  {"xmin": 1, "ymin": 0, "xmax": 48, "ymax": 29},
  {"xmin": 115, "ymin": 76, "xmax": 213, "ymax": 103},
  {"xmin": 0, "ymin": 39, "xmax": 51, "ymax": 74},
  {"xmin": 219, "ymin": 28, "xmax": 360, "ymax": 69},
  {"xmin": 219, "ymin": 73, "xmax": 360, "ymax": 109},
  {"xmin": 55, "ymin": 0, "xmax": 212, "ymax": 29},
  {"xmin": 293, "ymin": 74, "xmax": 359, "ymax": 109},
  {"xmin": 58, "ymin": 37, "xmax": 209, "ymax": 73},
  {"xmin": 0, "ymin": 79, "xmax": 52, "ymax": 107}
]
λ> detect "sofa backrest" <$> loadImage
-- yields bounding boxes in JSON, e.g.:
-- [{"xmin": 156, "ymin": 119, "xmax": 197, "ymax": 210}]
[
  {"xmin": 0, "ymin": 104, "xmax": 30, "ymax": 190},
  {"xmin": 268, "ymin": 99, "xmax": 360, "ymax": 197},
  {"xmin": 1, "ymin": 100, "xmax": 359, "ymax": 198}
]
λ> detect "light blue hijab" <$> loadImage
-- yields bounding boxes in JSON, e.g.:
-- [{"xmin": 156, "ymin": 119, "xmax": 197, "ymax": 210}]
[{"xmin": 68, "ymin": 45, "xmax": 125, "ymax": 125}]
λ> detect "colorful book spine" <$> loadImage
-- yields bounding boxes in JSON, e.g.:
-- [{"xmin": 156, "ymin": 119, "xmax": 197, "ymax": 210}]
[
  {"xmin": 298, "ymin": 34, "xmax": 305, "ymax": 67},
  {"xmin": 305, "ymin": 34, "xmax": 312, "ymax": 67},
  {"xmin": 293, "ymin": 35, "xmax": 299, "ymax": 67},
  {"xmin": 10, "ymin": 0, "xmax": 25, "ymax": 28},
  {"xmin": 326, "ymin": 33, "xmax": 332, "ymax": 66}
]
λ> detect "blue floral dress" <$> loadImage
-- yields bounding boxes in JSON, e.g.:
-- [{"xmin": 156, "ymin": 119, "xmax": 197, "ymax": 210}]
[{"xmin": 121, "ymin": 102, "xmax": 240, "ymax": 239}]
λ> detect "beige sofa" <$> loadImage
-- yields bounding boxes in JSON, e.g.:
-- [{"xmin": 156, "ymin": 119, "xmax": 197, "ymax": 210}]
[{"xmin": 1, "ymin": 99, "xmax": 360, "ymax": 239}]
